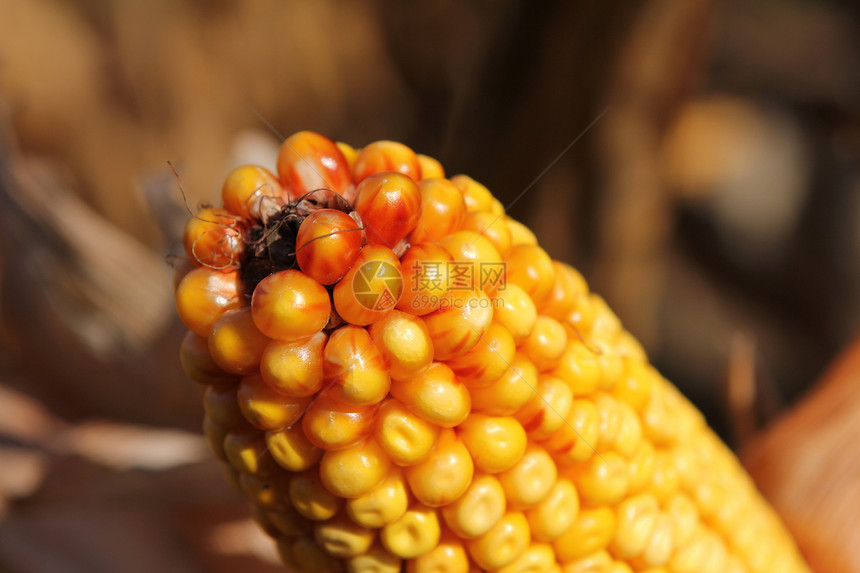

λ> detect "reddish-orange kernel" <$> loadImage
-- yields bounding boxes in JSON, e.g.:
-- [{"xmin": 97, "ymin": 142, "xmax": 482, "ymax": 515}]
[
  {"xmin": 301, "ymin": 393, "xmax": 379, "ymax": 451},
  {"xmin": 440, "ymin": 231, "xmax": 504, "ymax": 293},
  {"xmin": 296, "ymin": 209, "xmax": 363, "ymax": 285},
  {"xmin": 368, "ymin": 311, "xmax": 434, "ymax": 380},
  {"xmin": 398, "ymin": 242, "xmax": 453, "ymax": 316},
  {"xmin": 237, "ymin": 374, "xmax": 310, "ymax": 431},
  {"xmin": 459, "ymin": 414, "xmax": 528, "ymax": 474},
  {"xmin": 180, "ymin": 331, "xmax": 240, "ymax": 387},
  {"xmin": 416, "ymin": 154, "xmax": 445, "ymax": 179},
  {"xmin": 423, "ymin": 289, "xmax": 494, "ymax": 361},
  {"xmin": 505, "ymin": 245, "xmax": 556, "ymax": 306},
  {"xmin": 208, "ymin": 307, "xmax": 270, "ymax": 375},
  {"xmin": 353, "ymin": 172, "xmax": 422, "ymax": 247},
  {"xmin": 463, "ymin": 210, "xmax": 513, "ymax": 257},
  {"xmin": 221, "ymin": 164, "xmax": 284, "ymax": 218},
  {"xmin": 374, "ymin": 397, "xmax": 442, "ymax": 466},
  {"xmin": 182, "ymin": 207, "xmax": 243, "ymax": 269},
  {"xmin": 175, "ymin": 267, "xmax": 242, "ymax": 337},
  {"xmin": 449, "ymin": 175, "xmax": 495, "ymax": 213},
  {"xmin": 260, "ymin": 332, "xmax": 326, "ymax": 397},
  {"xmin": 323, "ymin": 325, "xmax": 391, "ymax": 405},
  {"xmin": 390, "ymin": 362, "xmax": 471, "ymax": 428},
  {"xmin": 405, "ymin": 428, "xmax": 475, "ymax": 507},
  {"xmin": 353, "ymin": 140, "xmax": 422, "ymax": 184},
  {"xmin": 277, "ymin": 130, "xmax": 352, "ymax": 201},
  {"xmin": 408, "ymin": 178, "xmax": 467, "ymax": 244},
  {"xmin": 251, "ymin": 269, "xmax": 331, "ymax": 341},
  {"xmin": 333, "ymin": 244, "xmax": 403, "ymax": 326},
  {"xmin": 446, "ymin": 322, "xmax": 517, "ymax": 388}
]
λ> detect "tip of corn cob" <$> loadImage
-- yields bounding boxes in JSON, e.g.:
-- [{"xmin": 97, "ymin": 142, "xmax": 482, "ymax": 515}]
[{"xmin": 176, "ymin": 131, "xmax": 811, "ymax": 573}]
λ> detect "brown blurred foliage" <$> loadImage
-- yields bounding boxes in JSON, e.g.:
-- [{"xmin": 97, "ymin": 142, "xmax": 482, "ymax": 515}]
[{"xmin": 0, "ymin": 0, "xmax": 859, "ymax": 571}]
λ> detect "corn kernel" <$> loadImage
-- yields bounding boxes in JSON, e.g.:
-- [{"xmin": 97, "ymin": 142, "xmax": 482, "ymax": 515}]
[
  {"xmin": 223, "ymin": 430, "xmax": 274, "ymax": 475},
  {"xmin": 390, "ymin": 363, "xmax": 471, "ymax": 428},
  {"xmin": 463, "ymin": 210, "xmax": 513, "ymax": 257},
  {"xmin": 629, "ymin": 513, "xmax": 673, "ymax": 569},
  {"xmin": 612, "ymin": 360, "xmax": 655, "ymax": 413},
  {"xmin": 626, "ymin": 441, "xmax": 657, "ymax": 495},
  {"xmin": 564, "ymin": 295, "xmax": 595, "ymax": 339},
  {"xmin": 346, "ymin": 544, "xmax": 402, "ymax": 573},
  {"xmin": 609, "ymin": 494, "xmax": 659, "ymax": 560},
  {"xmin": 553, "ymin": 341, "xmax": 601, "ymax": 396},
  {"xmin": 441, "ymin": 472, "xmax": 506, "ymax": 539},
  {"xmin": 505, "ymin": 245, "xmax": 556, "ymax": 306},
  {"xmin": 324, "ymin": 326, "xmax": 392, "ymax": 405},
  {"xmin": 208, "ymin": 307, "xmax": 270, "ymax": 375},
  {"xmin": 240, "ymin": 472, "xmax": 288, "ymax": 510},
  {"xmin": 302, "ymin": 394, "xmax": 378, "ymax": 451},
  {"xmin": 521, "ymin": 316, "xmax": 568, "ymax": 372},
  {"xmin": 374, "ymin": 397, "xmax": 441, "ymax": 466},
  {"xmin": 251, "ymin": 269, "xmax": 331, "ymax": 341},
  {"xmin": 267, "ymin": 504, "xmax": 311, "ymax": 537},
  {"xmin": 347, "ymin": 470, "xmax": 409, "ymax": 528},
  {"xmin": 440, "ymin": 231, "xmax": 503, "ymax": 292},
  {"xmin": 417, "ymin": 154, "xmax": 445, "ymax": 179},
  {"xmin": 423, "ymin": 289, "xmax": 494, "ymax": 360},
  {"xmin": 567, "ymin": 451, "xmax": 629, "ymax": 507},
  {"xmin": 647, "ymin": 452, "xmax": 680, "ymax": 503},
  {"xmin": 559, "ymin": 550, "xmax": 612, "ymax": 572},
  {"xmin": 466, "ymin": 511, "xmax": 530, "ymax": 570},
  {"xmin": 611, "ymin": 402, "xmax": 642, "ymax": 458},
  {"xmin": 368, "ymin": 311, "xmax": 434, "ymax": 380},
  {"xmin": 237, "ymin": 374, "xmax": 310, "ymax": 431},
  {"xmin": 492, "ymin": 284, "xmax": 538, "ymax": 344},
  {"xmin": 499, "ymin": 443, "xmax": 557, "ymax": 509},
  {"xmin": 588, "ymin": 296, "xmax": 621, "ymax": 344},
  {"xmin": 337, "ymin": 142, "xmax": 358, "ymax": 169},
  {"xmin": 526, "ymin": 479, "xmax": 580, "ymax": 542},
  {"xmin": 320, "ymin": 438, "xmax": 391, "ymax": 499},
  {"xmin": 315, "ymin": 513, "xmax": 376, "ymax": 558},
  {"xmin": 405, "ymin": 429, "xmax": 474, "ymax": 507},
  {"xmin": 553, "ymin": 507, "xmax": 616, "ymax": 562},
  {"xmin": 469, "ymin": 353, "xmax": 538, "ymax": 416},
  {"xmin": 260, "ymin": 332, "xmax": 326, "ymax": 397},
  {"xmin": 266, "ymin": 423, "xmax": 323, "ymax": 472},
  {"xmin": 221, "ymin": 165, "xmax": 283, "ymax": 219},
  {"xmin": 592, "ymin": 392, "xmax": 621, "ymax": 453},
  {"xmin": 665, "ymin": 493, "xmax": 699, "ymax": 550},
  {"xmin": 407, "ymin": 530, "xmax": 470, "ymax": 573},
  {"xmin": 175, "ymin": 267, "xmax": 242, "ymax": 337},
  {"xmin": 540, "ymin": 399, "xmax": 600, "ymax": 466},
  {"xmin": 289, "ymin": 535, "xmax": 346, "ymax": 572},
  {"xmin": 290, "ymin": 470, "xmax": 340, "ymax": 520},
  {"xmin": 203, "ymin": 385, "xmax": 247, "ymax": 430},
  {"xmin": 496, "ymin": 543, "xmax": 557, "ymax": 573},
  {"xmin": 398, "ymin": 242, "xmax": 454, "ymax": 316},
  {"xmin": 180, "ymin": 331, "xmax": 240, "ymax": 387},
  {"xmin": 539, "ymin": 262, "xmax": 588, "ymax": 320},
  {"xmin": 446, "ymin": 322, "xmax": 517, "ymax": 388},
  {"xmin": 506, "ymin": 216, "xmax": 538, "ymax": 246},
  {"xmin": 450, "ymin": 175, "xmax": 493, "ymax": 213},
  {"xmin": 516, "ymin": 374, "xmax": 573, "ymax": 441},
  {"xmin": 381, "ymin": 503, "xmax": 441, "ymax": 559},
  {"xmin": 459, "ymin": 414, "xmax": 527, "ymax": 473}
]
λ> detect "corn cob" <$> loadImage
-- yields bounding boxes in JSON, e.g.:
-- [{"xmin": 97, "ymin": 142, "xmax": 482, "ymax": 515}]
[{"xmin": 176, "ymin": 130, "xmax": 810, "ymax": 573}]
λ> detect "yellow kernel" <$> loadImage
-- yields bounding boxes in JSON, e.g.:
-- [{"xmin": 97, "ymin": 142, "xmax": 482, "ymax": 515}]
[
  {"xmin": 407, "ymin": 531, "xmax": 470, "ymax": 573},
  {"xmin": 506, "ymin": 216, "xmax": 538, "ymax": 246},
  {"xmin": 381, "ymin": 503, "xmax": 441, "ymax": 559},
  {"xmin": 208, "ymin": 307, "xmax": 270, "ymax": 375},
  {"xmin": 505, "ymin": 244, "xmax": 556, "ymax": 307},
  {"xmin": 450, "ymin": 174, "xmax": 494, "ymax": 213},
  {"xmin": 446, "ymin": 322, "xmax": 517, "ymax": 388},
  {"xmin": 302, "ymin": 395, "xmax": 378, "ymax": 451},
  {"xmin": 612, "ymin": 401, "xmax": 642, "ymax": 458},
  {"xmin": 223, "ymin": 430, "xmax": 273, "ymax": 475},
  {"xmin": 553, "ymin": 341, "xmax": 600, "ymax": 395},
  {"xmin": 594, "ymin": 341, "xmax": 624, "ymax": 391},
  {"xmin": 203, "ymin": 385, "xmax": 247, "ymax": 430},
  {"xmin": 346, "ymin": 544, "xmax": 402, "ymax": 573},
  {"xmin": 469, "ymin": 353, "xmax": 538, "ymax": 416},
  {"xmin": 267, "ymin": 504, "xmax": 311, "ymax": 537},
  {"xmin": 564, "ymin": 294, "xmax": 594, "ymax": 338},
  {"xmin": 203, "ymin": 416, "xmax": 228, "ymax": 461},
  {"xmin": 526, "ymin": 478, "xmax": 580, "ymax": 542},
  {"xmin": 441, "ymin": 231, "xmax": 504, "ymax": 292},
  {"xmin": 665, "ymin": 493, "xmax": 699, "ymax": 550},
  {"xmin": 630, "ymin": 513, "xmax": 674, "ymax": 569},
  {"xmin": 260, "ymin": 332, "xmax": 326, "ymax": 397},
  {"xmin": 266, "ymin": 423, "xmax": 323, "ymax": 472},
  {"xmin": 515, "ymin": 374, "xmax": 573, "ymax": 441},
  {"xmin": 567, "ymin": 451, "xmax": 629, "ymax": 507},
  {"xmin": 374, "ymin": 398, "xmax": 441, "ymax": 466},
  {"xmin": 405, "ymin": 429, "xmax": 474, "ymax": 507},
  {"xmin": 588, "ymin": 295, "xmax": 621, "ymax": 344},
  {"xmin": 627, "ymin": 441, "xmax": 657, "ymax": 495},
  {"xmin": 441, "ymin": 471, "xmax": 507, "ymax": 539},
  {"xmin": 609, "ymin": 494, "xmax": 659, "ymax": 560},
  {"xmin": 553, "ymin": 507, "xmax": 616, "ymax": 562},
  {"xmin": 498, "ymin": 443, "xmax": 557, "ymax": 509},
  {"xmin": 290, "ymin": 470, "xmax": 340, "ymax": 521},
  {"xmin": 368, "ymin": 311, "xmax": 434, "ymax": 380},
  {"xmin": 240, "ymin": 472, "xmax": 287, "ymax": 510},
  {"xmin": 424, "ymin": 289, "xmax": 494, "ymax": 361},
  {"xmin": 417, "ymin": 154, "xmax": 445, "ymax": 179},
  {"xmin": 237, "ymin": 374, "xmax": 310, "ymax": 431},
  {"xmin": 320, "ymin": 438, "xmax": 391, "ymax": 499},
  {"xmin": 539, "ymin": 262, "xmax": 588, "ymax": 320},
  {"xmin": 496, "ymin": 543, "xmax": 557, "ymax": 573},
  {"xmin": 647, "ymin": 452, "xmax": 680, "ymax": 503},
  {"xmin": 521, "ymin": 316, "xmax": 568, "ymax": 372},
  {"xmin": 289, "ymin": 535, "xmax": 345, "ymax": 572},
  {"xmin": 337, "ymin": 141, "xmax": 358, "ymax": 168},
  {"xmin": 459, "ymin": 414, "xmax": 527, "ymax": 473},
  {"xmin": 314, "ymin": 513, "xmax": 376, "ymax": 558},
  {"xmin": 390, "ymin": 363, "xmax": 471, "ymax": 428},
  {"xmin": 347, "ymin": 470, "xmax": 410, "ymax": 528},
  {"xmin": 492, "ymin": 284, "xmax": 538, "ymax": 344},
  {"xmin": 324, "ymin": 326, "xmax": 392, "ymax": 406},
  {"xmin": 592, "ymin": 393, "xmax": 620, "ymax": 453},
  {"xmin": 463, "ymin": 210, "xmax": 513, "ymax": 257},
  {"xmin": 540, "ymin": 399, "xmax": 600, "ymax": 467},
  {"xmin": 180, "ymin": 331, "xmax": 241, "ymax": 387},
  {"xmin": 612, "ymin": 359, "xmax": 655, "ymax": 412},
  {"xmin": 615, "ymin": 330, "xmax": 647, "ymax": 363},
  {"xmin": 559, "ymin": 550, "xmax": 612, "ymax": 572},
  {"xmin": 466, "ymin": 511, "xmax": 531, "ymax": 570}
]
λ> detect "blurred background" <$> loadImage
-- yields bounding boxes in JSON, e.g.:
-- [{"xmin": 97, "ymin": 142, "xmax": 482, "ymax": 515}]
[{"xmin": 1, "ymin": 0, "xmax": 859, "ymax": 571}]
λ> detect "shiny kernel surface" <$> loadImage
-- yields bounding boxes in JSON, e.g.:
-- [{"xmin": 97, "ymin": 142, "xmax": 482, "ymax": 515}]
[
  {"xmin": 499, "ymin": 444, "xmax": 557, "ymax": 509},
  {"xmin": 441, "ymin": 472, "xmax": 506, "ymax": 539}
]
